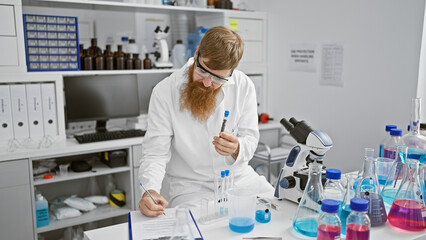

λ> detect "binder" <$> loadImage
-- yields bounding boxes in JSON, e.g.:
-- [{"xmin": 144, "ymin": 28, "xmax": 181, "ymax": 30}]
[
  {"xmin": 0, "ymin": 85, "xmax": 14, "ymax": 141},
  {"xmin": 10, "ymin": 84, "xmax": 30, "ymax": 139},
  {"xmin": 26, "ymin": 84, "xmax": 44, "ymax": 138},
  {"xmin": 41, "ymin": 83, "xmax": 58, "ymax": 136}
]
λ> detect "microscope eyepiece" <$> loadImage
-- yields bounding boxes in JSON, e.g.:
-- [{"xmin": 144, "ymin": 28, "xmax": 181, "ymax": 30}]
[{"xmin": 280, "ymin": 117, "xmax": 314, "ymax": 144}]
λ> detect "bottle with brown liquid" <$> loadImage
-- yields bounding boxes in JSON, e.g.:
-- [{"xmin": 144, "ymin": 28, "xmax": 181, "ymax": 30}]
[
  {"xmin": 143, "ymin": 53, "xmax": 151, "ymax": 69},
  {"xmin": 83, "ymin": 49, "xmax": 93, "ymax": 70},
  {"xmin": 133, "ymin": 54, "xmax": 142, "ymax": 69},
  {"xmin": 79, "ymin": 44, "xmax": 84, "ymax": 70},
  {"xmin": 88, "ymin": 38, "xmax": 102, "ymax": 57},
  {"xmin": 95, "ymin": 49, "xmax": 104, "ymax": 70},
  {"xmin": 104, "ymin": 45, "xmax": 114, "ymax": 70},
  {"xmin": 125, "ymin": 54, "xmax": 133, "ymax": 70},
  {"xmin": 114, "ymin": 45, "xmax": 125, "ymax": 70}
]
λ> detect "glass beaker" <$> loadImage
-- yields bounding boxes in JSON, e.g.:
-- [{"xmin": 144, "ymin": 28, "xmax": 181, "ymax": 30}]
[
  {"xmin": 399, "ymin": 98, "xmax": 426, "ymax": 163},
  {"xmin": 355, "ymin": 151, "xmax": 387, "ymax": 226},
  {"xmin": 227, "ymin": 188, "xmax": 257, "ymax": 233},
  {"xmin": 293, "ymin": 162, "xmax": 324, "ymax": 237},
  {"xmin": 388, "ymin": 159, "xmax": 426, "ymax": 231},
  {"xmin": 340, "ymin": 173, "xmax": 358, "ymax": 236},
  {"xmin": 375, "ymin": 157, "xmax": 394, "ymax": 187},
  {"xmin": 170, "ymin": 208, "xmax": 195, "ymax": 240},
  {"xmin": 381, "ymin": 145, "xmax": 408, "ymax": 206}
]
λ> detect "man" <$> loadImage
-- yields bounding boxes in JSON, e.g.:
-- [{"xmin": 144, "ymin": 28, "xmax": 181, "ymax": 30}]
[{"xmin": 138, "ymin": 26, "xmax": 273, "ymax": 217}]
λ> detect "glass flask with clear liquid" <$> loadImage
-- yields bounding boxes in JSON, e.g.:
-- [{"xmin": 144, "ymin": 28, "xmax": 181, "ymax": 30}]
[
  {"xmin": 399, "ymin": 98, "xmax": 426, "ymax": 163},
  {"xmin": 355, "ymin": 149, "xmax": 387, "ymax": 226},
  {"xmin": 170, "ymin": 208, "xmax": 195, "ymax": 240},
  {"xmin": 340, "ymin": 173, "xmax": 358, "ymax": 236},
  {"xmin": 293, "ymin": 162, "xmax": 324, "ymax": 237},
  {"xmin": 388, "ymin": 159, "xmax": 426, "ymax": 231},
  {"xmin": 381, "ymin": 145, "xmax": 408, "ymax": 206}
]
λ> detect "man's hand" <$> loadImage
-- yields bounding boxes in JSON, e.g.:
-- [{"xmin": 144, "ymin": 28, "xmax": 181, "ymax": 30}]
[
  {"xmin": 213, "ymin": 132, "xmax": 240, "ymax": 159},
  {"xmin": 138, "ymin": 190, "xmax": 168, "ymax": 217}
]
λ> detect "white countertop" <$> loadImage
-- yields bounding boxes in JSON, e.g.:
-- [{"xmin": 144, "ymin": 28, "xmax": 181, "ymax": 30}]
[{"xmin": 84, "ymin": 192, "xmax": 426, "ymax": 240}]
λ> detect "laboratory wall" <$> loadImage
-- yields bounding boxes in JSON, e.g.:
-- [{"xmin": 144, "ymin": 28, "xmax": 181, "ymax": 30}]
[{"xmin": 258, "ymin": 0, "xmax": 425, "ymax": 172}]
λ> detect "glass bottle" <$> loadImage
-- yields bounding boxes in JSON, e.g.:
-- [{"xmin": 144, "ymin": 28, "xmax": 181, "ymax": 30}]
[
  {"xmin": 170, "ymin": 208, "xmax": 195, "ymax": 240},
  {"xmin": 340, "ymin": 173, "xmax": 358, "ymax": 236},
  {"xmin": 383, "ymin": 129, "xmax": 402, "ymax": 159},
  {"xmin": 381, "ymin": 145, "xmax": 408, "ymax": 207},
  {"xmin": 114, "ymin": 45, "xmax": 125, "ymax": 70},
  {"xmin": 379, "ymin": 125, "xmax": 397, "ymax": 157},
  {"xmin": 346, "ymin": 198, "xmax": 370, "ymax": 240},
  {"xmin": 317, "ymin": 199, "xmax": 341, "ymax": 240},
  {"xmin": 79, "ymin": 44, "xmax": 84, "ymax": 70},
  {"xmin": 95, "ymin": 49, "xmax": 104, "ymax": 70},
  {"xmin": 143, "ymin": 53, "xmax": 152, "ymax": 69},
  {"xmin": 83, "ymin": 49, "xmax": 93, "ymax": 70},
  {"xmin": 127, "ymin": 39, "xmax": 138, "ymax": 55},
  {"xmin": 104, "ymin": 45, "xmax": 114, "ymax": 70},
  {"xmin": 355, "ymin": 149, "xmax": 387, "ymax": 226},
  {"xmin": 125, "ymin": 54, "xmax": 133, "ymax": 70},
  {"xmin": 133, "ymin": 54, "xmax": 142, "ymax": 69},
  {"xmin": 293, "ymin": 162, "xmax": 324, "ymax": 237},
  {"xmin": 88, "ymin": 38, "xmax": 101, "ymax": 57},
  {"xmin": 399, "ymin": 98, "xmax": 426, "ymax": 163},
  {"xmin": 324, "ymin": 169, "xmax": 345, "ymax": 206},
  {"xmin": 388, "ymin": 159, "xmax": 426, "ymax": 231}
]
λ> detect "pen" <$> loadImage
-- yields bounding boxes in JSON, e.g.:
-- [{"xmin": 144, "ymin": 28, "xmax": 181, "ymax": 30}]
[
  {"xmin": 140, "ymin": 183, "xmax": 166, "ymax": 215},
  {"xmin": 220, "ymin": 110, "xmax": 230, "ymax": 134}
]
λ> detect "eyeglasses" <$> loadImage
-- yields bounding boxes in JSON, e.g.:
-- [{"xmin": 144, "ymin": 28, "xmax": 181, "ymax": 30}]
[{"xmin": 195, "ymin": 53, "xmax": 233, "ymax": 85}]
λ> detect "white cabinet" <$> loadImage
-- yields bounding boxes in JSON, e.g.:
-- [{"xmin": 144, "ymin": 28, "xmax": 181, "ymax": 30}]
[
  {"xmin": 0, "ymin": 159, "xmax": 34, "ymax": 240},
  {"xmin": 0, "ymin": 0, "xmax": 26, "ymax": 71}
]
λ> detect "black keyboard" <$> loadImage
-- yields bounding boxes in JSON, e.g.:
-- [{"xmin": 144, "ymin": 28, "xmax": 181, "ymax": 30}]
[{"xmin": 74, "ymin": 129, "xmax": 146, "ymax": 144}]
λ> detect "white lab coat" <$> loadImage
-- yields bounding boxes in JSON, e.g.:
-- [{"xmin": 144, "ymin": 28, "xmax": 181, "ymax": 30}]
[{"xmin": 138, "ymin": 58, "xmax": 273, "ymax": 207}]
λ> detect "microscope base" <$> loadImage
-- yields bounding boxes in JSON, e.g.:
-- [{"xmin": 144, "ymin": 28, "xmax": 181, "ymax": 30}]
[{"xmin": 154, "ymin": 62, "xmax": 174, "ymax": 69}]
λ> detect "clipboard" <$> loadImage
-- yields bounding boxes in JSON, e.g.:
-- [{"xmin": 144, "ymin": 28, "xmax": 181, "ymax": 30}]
[{"xmin": 128, "ymin": 208, "xmax": 203, "ymax": 240}]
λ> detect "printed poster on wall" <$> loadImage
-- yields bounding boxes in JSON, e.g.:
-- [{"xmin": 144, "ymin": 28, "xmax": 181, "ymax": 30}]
[
  {"xmin": 288, "ymin": 44, "xmax": 317, "ymax": 72},
  {"xmin": 320, "ymin": 43, "xmax": 344, "ymax": 87}
]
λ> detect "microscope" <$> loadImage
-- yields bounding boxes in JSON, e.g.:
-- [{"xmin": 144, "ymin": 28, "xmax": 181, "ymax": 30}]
[
  {"xmin": 152, "ymin": 26, "xmax": 173, "ymax": 69},
  {"xmin": 274, "ymin": 117, "xmax": 333, "ymax": 203}
]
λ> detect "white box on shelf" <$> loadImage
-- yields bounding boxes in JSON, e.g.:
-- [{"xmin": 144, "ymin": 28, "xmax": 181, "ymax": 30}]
[
  {"xmin": 10, "ymin": 84, "xmax": 29, "ymax": 139},
  {"xmin": 41, "ymin": 83, "xmax": 58, "ymax": 136},
  {"xmin": 26, "ymin": 83, "xmax": 44, "ymax": 138},
  {"xmin": 0, "ymin": 85, "xmax": 13, "ymax": 140}
]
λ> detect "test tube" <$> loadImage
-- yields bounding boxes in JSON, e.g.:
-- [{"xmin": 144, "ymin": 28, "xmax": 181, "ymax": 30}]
[
  {"xmin": 200, "ymin": 198, "xmax": 209, "ymax": 224},
  {"xmin": 224, "ymin": 170, "xmax": 230, "ymax": 214},
  {"xmin": 214, "ymin": 174, "xmax": 220, "ymax": 216},
  {"xmin": 220, "ymin": 171, "xmax": 226, "ymax": 216}
]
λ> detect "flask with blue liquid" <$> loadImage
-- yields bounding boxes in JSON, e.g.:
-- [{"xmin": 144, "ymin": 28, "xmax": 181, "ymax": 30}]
[
  {"xmin": 35, "ymin": 193, "xmax": 49, "ymax": 228},
  {"xmin": 293, "ymin": 162, "xmax": 324, "ymax": 237}
]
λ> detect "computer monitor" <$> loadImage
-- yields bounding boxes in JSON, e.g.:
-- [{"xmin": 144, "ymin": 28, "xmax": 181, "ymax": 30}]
[{"xmin": 64, "ymin": 75, "xmax": 140, "ymax": 132}]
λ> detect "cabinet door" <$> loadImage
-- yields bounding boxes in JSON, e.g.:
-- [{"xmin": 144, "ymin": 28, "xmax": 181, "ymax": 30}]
[{"xmin": 0, "ymin": 185, "xmax": 34, "ymax": 240}]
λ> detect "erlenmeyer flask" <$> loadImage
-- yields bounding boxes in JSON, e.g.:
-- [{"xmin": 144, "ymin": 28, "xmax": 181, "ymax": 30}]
[
  {"xmin": 293, "ymin": 162, "xmax": 324, "ymax": 237},
  {"xmin": 388, "ymin": 159, "xmax": 426, "ymax": 231},
  {"xmin": 340, "ymin": 173, "xmax": 357, "ymax": 236},
  {"xmin": 355, "ymin": 151, "xmax": 387, "ymax": 226},
  {"xmin": 170, "ymin": 208, "xmax": 195, "ymax": 240},
  {"xmin": 399, "ymin": 98, "xmax": 426, "ymax": 163},
  {"xmin": 420, "ymin": 163, "xmax": 426, "ymax": 206},
  {"xmin": 381, "ymin": 145, "xmax": 408, "ymax": 206}
]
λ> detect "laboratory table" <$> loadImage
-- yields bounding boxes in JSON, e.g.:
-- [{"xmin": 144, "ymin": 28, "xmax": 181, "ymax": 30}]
[{"xmin": 84, "ymin": 192, "xmax": 426, "ymax": 240}]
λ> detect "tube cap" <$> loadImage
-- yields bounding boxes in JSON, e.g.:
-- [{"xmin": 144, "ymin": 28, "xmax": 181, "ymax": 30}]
[
  {"xmin": 350, "ymin": 198, "xmax": 369, "ymax": 212},
  {"xmin": 225, "ymin": 169, "xmax": 230, "ymax": 176},
  {"xmin": 325, "ymin": 169, "xmax": 341, "ymax": 180},
  {"xmin": 221, "ymin": 171, "xmax": 225, "ymax": 178},
  {"xmin": 390, "ymin": 129, "xmax": 402, "ymax": 136},
  {"xmin": 224, "ymin": 110, "xmax": 229, "ymax": 118},
  {"xmin": 321, "ymin": 199, "xmax": 340, "ymax": 213},
  {"xmin": 385, "ymin": 125, "xmax": 397, "ymax": 132}
]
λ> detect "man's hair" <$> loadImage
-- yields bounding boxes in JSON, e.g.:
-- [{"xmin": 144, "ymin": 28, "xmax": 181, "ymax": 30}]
[{"xmin": 198, "ymin": 26, "xmax": 244, "ymax": 70}]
